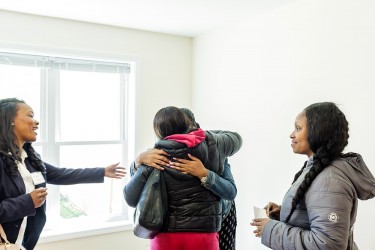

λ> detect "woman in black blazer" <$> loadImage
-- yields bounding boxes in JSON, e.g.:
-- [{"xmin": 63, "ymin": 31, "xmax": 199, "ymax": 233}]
[{"xmin": 0, "ymin": 98, "xmax": 126, "ymax": 250}]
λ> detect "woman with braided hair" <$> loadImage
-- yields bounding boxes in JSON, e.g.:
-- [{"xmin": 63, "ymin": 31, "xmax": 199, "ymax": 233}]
[{"xmin": 251, "ymin": 102, "xmax": 375, "ymax": 249}]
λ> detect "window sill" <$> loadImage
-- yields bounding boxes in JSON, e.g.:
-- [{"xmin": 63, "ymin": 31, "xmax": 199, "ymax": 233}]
[{"xmin": 38, "ymin": 220, "xmax": 133, "ymax": 244}]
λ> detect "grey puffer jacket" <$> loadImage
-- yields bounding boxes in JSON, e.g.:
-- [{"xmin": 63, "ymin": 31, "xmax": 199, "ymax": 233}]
[
  {"xmin": 124, "ymin": 130, "xmax": 242, "ymax": 232},
  {"xmin": 262, "ymin": 153, "xmax": 375, "ymax": 250}
]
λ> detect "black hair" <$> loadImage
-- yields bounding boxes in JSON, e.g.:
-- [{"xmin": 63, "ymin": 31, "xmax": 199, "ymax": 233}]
[
  {"xmin": 153, "ymin": 106, "xmax": 194, "ymax": 139},
  {"xmin": 285, "ymin": 102, "xmax": 349, "ymax": 223},
  {"xmin": 0, "ymin": 98, "xmax": 45, "ymax": 175},
  {"xmin": 180, "ymin": 108, "xmax": 200, "ymax": 129}
]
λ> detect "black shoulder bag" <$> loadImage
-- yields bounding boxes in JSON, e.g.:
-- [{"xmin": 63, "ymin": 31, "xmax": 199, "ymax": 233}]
[{"xmin": 133, "ymin": 169, "xmax": 168, "ymax": 239}]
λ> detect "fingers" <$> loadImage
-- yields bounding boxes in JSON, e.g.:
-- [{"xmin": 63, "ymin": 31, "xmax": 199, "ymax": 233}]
[
  {"xmin": 150, "ymin": 163, "xmax": 165, "ymax": 171},
  {"xmin": 155, "ymin": 149, "xmax": 170, "ymax": 156},
  {"xmin": 151, "ymin": 153, "xmax": 169, "ymax": 166},
  {"xmin": 168, "ymin": 162, "xmax": 190, "ymax": 175},
  {"xmin": 255, "ymin": 230, "xmax": 262, "ymax": 237},
  {"xmin": 114, "ymin": 167, "xmax": 126, "ymax": 178},
  {"xmin": 31, "ymin": 187, "xmax": 48, "ymax": 208},
  {"xmin": 251, "ymin": 220, "xmax": 263, "ymax": 238},
  {"xmin": 105, "ymin": 163, "xmax": 126, "ymax": 178},
  {"xmin": 265, "ymin": 203, "xmax": 271, "ymax": 216},
  {"xmin": 173, "ymin": 155, "xmax": 200, "ymax": 164},
  {"xmin": 169, "ymin": 161, "xmax": 187, "ymax": 172},
  {"xmin": 38, "ymin": 187, "xmax": 48, "ymax": 197},
  {"xmin": 264, "ymin": 201, "xmax": 272, "ymax": 210},
  {"xmin": 170, "ymin": 158, "xmax": 197, "ymax": 168},
  {"xmin": 155, "ymin": 158, "xmax": 169, "ymax": 167},
  {"xmin": 187, "ymin": 154, "xmax": 199, "ymax": 161},
  {"xmin": 152, "ymin": 149, "xmax": 170, "ymax": 162},
  {"xmin": 253, "ymin": 228, "xmax": 262, "ymax": 236},
  {"xmin": 145, "ymin": 150, "xmax": 170, "ymax": 167},
  {"xmin": 169, "ymin": 161, "xmax": 183, "ymax": 167},
  {"xmin": 169, "ymin": 165, "xmax": 187, "ymax": 173},
  {"xmin": 171, "ymin": 158, "xmax": 189, "ymax": 164},
  {"xmin": 137, "ymin": 150, "xmax": 168, "ymax": 170}
]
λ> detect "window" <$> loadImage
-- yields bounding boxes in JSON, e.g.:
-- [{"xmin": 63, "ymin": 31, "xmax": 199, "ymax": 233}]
[{"xmin": 0, "ymin": 51, "xmax": 134, "ymax": 238}]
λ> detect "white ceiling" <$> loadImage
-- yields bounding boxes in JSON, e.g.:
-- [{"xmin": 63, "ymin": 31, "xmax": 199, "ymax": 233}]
[{"xmin": 0, "ymin": 0, "xmax": 296, "ymax": 37}]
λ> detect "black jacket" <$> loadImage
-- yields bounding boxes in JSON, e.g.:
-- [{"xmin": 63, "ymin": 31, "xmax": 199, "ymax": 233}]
[
  {"xmin": 0, "ymin": 153, "xmax": 105, "ymax": 250},
  {"xmin": 124, "ymin": 130, "xmax": 242, "ymax": 232}
]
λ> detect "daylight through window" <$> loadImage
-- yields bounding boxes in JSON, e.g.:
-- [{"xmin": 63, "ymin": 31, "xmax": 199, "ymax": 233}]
[{"xmin": 0, "ymin": 51, "xmax": 132, "ymax": 234}]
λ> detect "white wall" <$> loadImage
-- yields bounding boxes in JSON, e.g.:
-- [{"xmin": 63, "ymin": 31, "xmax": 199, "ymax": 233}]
[
  {"xmin": 0, "ymin": 10, "xmax": 192, "ymax": 156},
  {"xmin": 193, "ymin": 0, "xmax": 375, "ymax": 249},
  {"xmin": 38, "ymin": 231, "xmax": 149, "ymax": 250},
  {"xmin": 0, "ymin": 10, "xmax": 192, "ymax": 250},
  {"xmin": 2, "ymin": 0, "xmax": 375, "ymax": 248}
]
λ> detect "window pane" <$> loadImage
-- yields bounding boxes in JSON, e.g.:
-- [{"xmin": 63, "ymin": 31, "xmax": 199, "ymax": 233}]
[
  {"xmin": 0, "ymin": 64, "xmax": 42, "ymax": 143},
  {"xmin": 1, "ymin": 54, "xmax": 131, "ymax": 235},
  {"xmin": 59, "ymin": 71, "xmax": 121, "ymax": 142},
  {"xmin": 33, "ymin": 145, "xmax": 43, "ymax": 157},
  {"xmin": 58, "ymin": 144, "xmax": 124, "ymax": 220},
  {"xmin": 0, "ymin": 64, "xmax": 40, "ymax": 115}
]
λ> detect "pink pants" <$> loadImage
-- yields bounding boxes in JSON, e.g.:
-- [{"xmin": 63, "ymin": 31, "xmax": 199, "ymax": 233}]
[{"xmin": 150, "ymin": 232, "xmax": 219, "ymax": 250}]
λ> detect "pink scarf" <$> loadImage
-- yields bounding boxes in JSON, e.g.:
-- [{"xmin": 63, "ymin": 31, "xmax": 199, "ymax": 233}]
[{"xmin": 165, "ymin": 128, "xmax": 206, "ymax": 148}]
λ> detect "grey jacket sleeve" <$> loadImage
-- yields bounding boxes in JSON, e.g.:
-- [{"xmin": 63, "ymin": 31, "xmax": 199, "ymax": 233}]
[
  {"xmin": 209, "ymin": 130, "xmax": 242, "ymax": 157},
  {"xmin": 262, "ymin": 173, "xmax": 354, "ymax": 250}
]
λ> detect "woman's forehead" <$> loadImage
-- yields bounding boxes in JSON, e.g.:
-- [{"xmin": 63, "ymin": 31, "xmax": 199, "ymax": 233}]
[
  {"xmin": 295, "ymin": 111, "xmax": 306, "ymax": 121},
  {"xmin": 17, "ymin": 103, "xmax": 33, "ymax": 113}
]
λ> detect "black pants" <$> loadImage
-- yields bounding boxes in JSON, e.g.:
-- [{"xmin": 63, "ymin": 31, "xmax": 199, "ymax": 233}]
[{"xmin": 219, "ymin": 201, "xmax": 237, "ymax": 250}]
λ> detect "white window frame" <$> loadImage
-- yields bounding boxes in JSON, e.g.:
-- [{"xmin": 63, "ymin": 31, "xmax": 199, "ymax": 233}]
[{"xmin": 0, "ymin": 50, "xmax": 137, "ymax": 242}]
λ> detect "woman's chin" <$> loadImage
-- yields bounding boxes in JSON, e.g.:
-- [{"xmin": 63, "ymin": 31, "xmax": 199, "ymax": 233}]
[{"xmin": 26, "ymin": 137, "xmax": 37, "ymax": 143}]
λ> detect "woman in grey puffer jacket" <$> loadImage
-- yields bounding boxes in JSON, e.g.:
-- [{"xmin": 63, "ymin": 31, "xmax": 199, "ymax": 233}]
[{"xmin": 251, "ymin": 102, "xmax": 375, "ymax": 250}]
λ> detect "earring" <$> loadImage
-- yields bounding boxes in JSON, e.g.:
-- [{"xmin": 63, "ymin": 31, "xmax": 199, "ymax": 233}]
[{"xmin": 11, "ymin": 123, "xmax": 14, "ymax": 126}]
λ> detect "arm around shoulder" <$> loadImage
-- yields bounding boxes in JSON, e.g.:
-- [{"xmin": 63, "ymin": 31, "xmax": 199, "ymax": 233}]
[{"xmin": 208, "ymin": 130, "xmax": 242, "ymax": 157}]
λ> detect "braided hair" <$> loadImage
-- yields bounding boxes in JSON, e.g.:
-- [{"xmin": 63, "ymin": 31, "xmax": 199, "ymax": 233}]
[
  {"xmin": 0, "ymin": 98, "xmax": 45, "ymax": 175},
  {"xmin": 285, "ymin": 102, "xmax": 349, "ymax": 223}
]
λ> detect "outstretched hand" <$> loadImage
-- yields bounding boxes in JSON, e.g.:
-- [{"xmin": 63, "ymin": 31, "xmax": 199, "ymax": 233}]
[
  {"xmin": 104, "ymin": 162, "xmax": 126, "ymax": 179},
  {"xmin": 169, "ymin": 154, "xmax": 208, "ymax": 179}
]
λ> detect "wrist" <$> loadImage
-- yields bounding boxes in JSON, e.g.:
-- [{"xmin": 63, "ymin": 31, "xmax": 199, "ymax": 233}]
[
  {"xmin": 136, "ymin": 150, "xmax": 149, "ymax": 167},
  {"xmin": 200, "ymin": 170, "xmax": 209, "ymax": 183},
  {"xmin": 134, "ymin": 157, "xmax": 140, "ymax": 170}
]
